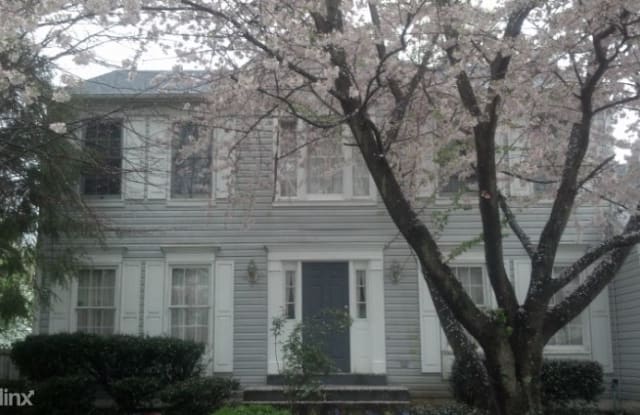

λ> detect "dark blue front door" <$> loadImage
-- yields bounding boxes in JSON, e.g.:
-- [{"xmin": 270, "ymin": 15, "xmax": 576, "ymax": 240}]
[{"xmin": 302, "ymin": 262, "xmax": 350, "ymax": 372}]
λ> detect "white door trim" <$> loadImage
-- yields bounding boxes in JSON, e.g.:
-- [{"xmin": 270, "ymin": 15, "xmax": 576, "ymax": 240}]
[{"xmin": 266, "ymin": 245, "xmax": 386, "ymax": 374}]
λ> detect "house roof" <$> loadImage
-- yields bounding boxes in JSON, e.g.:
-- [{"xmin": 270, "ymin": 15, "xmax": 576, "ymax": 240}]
[{"xmin": 73, "ymin": 70, "xmax": 209, "ymax": 97}]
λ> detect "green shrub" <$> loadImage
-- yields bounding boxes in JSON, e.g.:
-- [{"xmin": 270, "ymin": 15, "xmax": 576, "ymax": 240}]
[
  {"xmin": 10, "ymin": 333, "xmax": 209, "ymax": 412},
  {"xmin": 213, "ymin": 405, "xmax": 290, "ymax": 415},
  {"xmin": 410, "ymin": 404, "xmax": 488, "ymax": 415},
  {"xmin": 541, "ymin": 359, "xmax": 604, "ymax": 403},
  {"xmin": 449, "ymin": 355, "xmax": 492, "ymax": 410},
  {"xmin": 109, "ymin": 376, "xmax": 163, "ymax": 412},
  {"xmin": 32, "ymin": 375, "xmax": 96, "ymax": 415},
  {"xmin": 11, "ymin": 333, "xmax": 205, "ymax": 384},
  {"xmin": 161, "ymin": 377, "xmax": 239, "ymax": 415},
  {"xmin": 450, "ymin": 356, "xmax": 604, "ymax": 409}
]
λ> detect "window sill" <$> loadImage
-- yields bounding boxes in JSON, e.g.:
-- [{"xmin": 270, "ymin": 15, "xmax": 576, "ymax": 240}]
[
  {"xmin": 166, "ymin": 198, "xmax": 216, "ymax": 207},
  {"xmin": 82, "ymin": 197, "xmax": 125, "ymax": 208},
  {"xmin": 543, "ymin": 345, "xmax": 590, "ymax": 355},
  {"xmin": 272, "ymin": 198, "xmax": 377, "ymax": 207}
]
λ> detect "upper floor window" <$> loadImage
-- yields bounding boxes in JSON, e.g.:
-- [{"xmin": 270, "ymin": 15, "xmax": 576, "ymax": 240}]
[
  {"xmin": 82, "ymin": 120, "xmax": 122, "ymax": 196},
  {"xmin": 276, "ymin": 118, "xmax": 373, "ymax": 202},
  {"xmin": 76, "ymin": 268, "xmax": 116, "ymax": 335},
  {"xmin": 171, "ymin": 122, "xmax": 213, "ymax": 199}
]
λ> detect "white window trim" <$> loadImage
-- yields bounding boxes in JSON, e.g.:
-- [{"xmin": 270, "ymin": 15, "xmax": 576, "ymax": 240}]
[
  {"xmin": 273, "ymin": 118, "xmax": 376, "ymax": 205},
  {"xmin": 167, "ymin": 122, "xmax": 217, "ymax": 206},
  {"xmin": 162, "ymin": 248, "xmax": 216, "ymax": 347},
  {"xmin": 543, "ymin": 263, "xmax": 591, "ymax": 355},
  {"xmin": 69, "ymin": 252, "xmax": 124, "ymax": 334},
  {"xmin": 80, "ymin": 120, "xmax": 126, "ymax": 206}
]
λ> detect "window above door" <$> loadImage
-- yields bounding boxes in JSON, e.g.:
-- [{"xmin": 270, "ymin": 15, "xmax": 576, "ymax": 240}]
[{"xmin": 274, "ymin": 118, "xmax": 376, "ymax": 205}]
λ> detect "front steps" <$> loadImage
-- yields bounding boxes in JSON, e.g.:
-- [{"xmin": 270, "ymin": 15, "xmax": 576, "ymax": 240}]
[{"xmin": 242, "ymin": 384, "xmax": 411, "ymax": 406}]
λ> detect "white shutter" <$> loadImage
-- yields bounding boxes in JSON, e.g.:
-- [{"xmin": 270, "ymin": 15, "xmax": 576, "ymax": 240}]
[
  {"xmin": 49, "ymin": 281, "xmax": 71, "ymax": 333},
  {"xmin": 123, "ymin": 118, "xmax": 146, "ymax": 199},
  {"xmin": 120, "ymin": 261, "xmax": 141, "ymax": 334},
  {"xmin": 513, "ymin": 259, "xmax": 531, "ymax": 304},
  {"xmin": 147, "ymin": 120, "xmax": 169, "ymax": 199},
  {"xmin": 143, "ymin": 261, "xmax": 165, "ymax": 335},
  {"xmin": 506, "ymin": 130, "xmax": 533, "ymax": 196},
  {"xmin": 214, "ymin": 127, "xmax": 234, "ymax": 198},
  {"xmin": 214, "ymin": 261, "xmax": 234, "ymax": 372},
  {"xmin": 589, "ymin": 287, "xmax": 613, "ymax": 373},
  {"xmin": 418, "ymin": 269, "xmax": 442, "ymax": 373}
]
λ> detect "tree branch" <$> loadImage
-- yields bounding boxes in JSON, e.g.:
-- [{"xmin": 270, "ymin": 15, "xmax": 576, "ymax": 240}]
[
  {"xmin": 498, "ymin": 192, "xmax": 535, "ymax": 258},
  {"xmin": 544, "ymin": 214, "xmax": 640, "ymax": 341}
]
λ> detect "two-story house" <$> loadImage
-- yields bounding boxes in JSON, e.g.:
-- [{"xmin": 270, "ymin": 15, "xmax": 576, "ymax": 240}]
[{"xmin": 36, "ymin": 70, "xmax": 640, "ymax": 403}]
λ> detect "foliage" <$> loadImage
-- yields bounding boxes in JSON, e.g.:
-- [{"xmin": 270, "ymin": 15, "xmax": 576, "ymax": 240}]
[
  {"xmin": 110, "ymin": 376, "xmax": 163, "ymax": 413},
  {"xmin": 31, "ymin": 375, "xmax": 96, "ymax": 415},
  {"xmin": 451, "ymin": 356, "xmax": 604, "ymax": 408},
  {"xmin": 541, "ymin": 360, "xmax": 604, "ymax": 403},
  {"xmin": 11, "ymin": 333, "xmax": 210, "ymax": 412},
  {"xmin": 410, "ymin": 404, "xmax": 488, "ymax": 415},
  {"xmin": 271, "ymin": 310, "xmax": 351, "ymax": 403},
  {"xmin": 213, "ymin": 405, "xmax": 290, "ymax": 415},
  {"xmin": 0, "ymin": 34, "xmax": 103, "ymax": 333},
  {"xmin": 160, "ymin": 376, "xmax": 239, "ymax": 415},
  {"xmin": 449, "ymin": 354, "xmax": 493, "ymax": 411},
  {"xmin": 11, "ymin": 333, "xmax": 205, "ymax": 383}
]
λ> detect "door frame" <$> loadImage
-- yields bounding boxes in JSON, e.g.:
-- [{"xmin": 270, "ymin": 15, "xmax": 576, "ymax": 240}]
[{"xmin": 267, "ymin": 245, "xmax": 386, "ymax": 375}]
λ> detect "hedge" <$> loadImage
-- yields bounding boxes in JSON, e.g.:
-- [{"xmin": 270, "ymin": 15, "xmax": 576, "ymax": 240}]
[
  {"xmin": 11, "ymin": 333, "xmax": 205, "ymax": 384},
  {"xmin": 9, "ymin": 333, "xmax": 238, "ymax": 414},
  {"xmin": 450, "ymin": 356, "xmax": 604, "ymax": 409}
]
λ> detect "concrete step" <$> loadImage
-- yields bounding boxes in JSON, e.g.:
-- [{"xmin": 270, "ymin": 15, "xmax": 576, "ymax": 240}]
[
  {"xmin": 266, "ymin": 374, "xmax": 388, "ymax": 386},
  {"xmin": 243, "ymin": 385, "xmax": 411, "ymax": 403}
]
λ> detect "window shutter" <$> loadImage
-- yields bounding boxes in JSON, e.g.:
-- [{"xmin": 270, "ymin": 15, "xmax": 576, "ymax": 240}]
[
  {"xmin": 418, "ymin": 270, "xmax": 442, "ymax": 373},
  {"xmin": 214, "ymin": 261, "xmax": 234, "ymax": 372},
  {"xmin": 123, "ymin": 118, "xmax": 146, "ymax": 199},
  {"xmin": 120, "ymin": 261, "xmax": 141, "ymax": 334},
  {"xmin": 215, "ymin": 127, "xmax": 234, "ymax": 199},
  {"xmin": 48, "ymin": 281, "xmax": 71, "ymax": 333},
  {"xmin": 513, "ymin": 259, "xmax": 531, "ymax": 304},
  {"xmin": 143, "ymin": 261, "xmax": 165, "ymax": 335},
  {"xmin": 589, "ymin": 287, "xmax": 613, "ymax": 372},
  {"xmin": 147, "ymin": 120, "xmax": 169, "ymax": 199}
]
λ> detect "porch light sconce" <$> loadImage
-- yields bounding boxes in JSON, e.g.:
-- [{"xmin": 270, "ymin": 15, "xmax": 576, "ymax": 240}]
[
  {"xmin": 390, "ymin": 260, "xmax": 402, "ymax": 284},
  {"xmin": 247, "ymin": 259, "xmax": 258, "ymax": 284}
]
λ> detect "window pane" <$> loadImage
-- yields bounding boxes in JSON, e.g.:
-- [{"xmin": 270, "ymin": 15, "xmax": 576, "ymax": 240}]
[
  {"xmin": 307, "ymin": 138, "xmax": 343, "ymax": 194},
  {"xmin": 278, "ymin": 119, "xmax": 298, "ymax": 197},
  {"xmin": 356, "ymin": 270, "xmax": 367, "ymax": 318},
  {"xmin": 171, "ymin": 123, "xmax": 212, "ymax": 198},
  {"xmin": 170, "ymin": 267, "xmax": 210, "ymax": 344},
  {"xmin": 285, "ymin": 270, "xmax": 296, "ymax": 319},
  {"xmin": 548, "ymin": 267, "xmax": 584, "ymax": 346},
  {"xmin": 454, "ymin": 266, "xmax": 485, "ymax": 307},
  {"xmin": 82, "ymin": 120, "xmax": 122, "ymax": 196},
  {"xmin": 352, "ymin": 151, "xmax": 370, "ymax": 196}
]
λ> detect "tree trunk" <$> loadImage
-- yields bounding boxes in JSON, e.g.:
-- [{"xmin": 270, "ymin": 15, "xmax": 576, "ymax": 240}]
[{"xmin": 483, "ymin": 338, "xmax": 545, "ymax": 415}]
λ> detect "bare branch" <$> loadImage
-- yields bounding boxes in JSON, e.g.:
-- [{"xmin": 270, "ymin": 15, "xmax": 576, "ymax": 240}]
[{"xmin": 498, "ymin": 192, "xmax": 535, "ymax": 258}]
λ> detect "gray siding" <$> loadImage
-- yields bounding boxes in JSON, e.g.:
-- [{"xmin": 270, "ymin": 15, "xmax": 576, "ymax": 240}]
[
  {"xmin": 611, "ymin": 246, "xmax": 640, "ymax": 401},
  {"xmin": 42, "ymin": 103, "xmax": 609, "ymax": 399}
]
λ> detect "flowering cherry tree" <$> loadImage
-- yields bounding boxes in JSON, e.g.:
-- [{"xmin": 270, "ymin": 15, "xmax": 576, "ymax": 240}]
[{"xmin": 5, "ymin": 0, "xmax": 640, "ymax": 413}]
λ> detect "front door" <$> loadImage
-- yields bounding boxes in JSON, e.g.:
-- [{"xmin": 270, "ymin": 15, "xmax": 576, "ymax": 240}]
[{"xmin": 302, "ymin": 262, "xmax": 350, "ymax": 372}]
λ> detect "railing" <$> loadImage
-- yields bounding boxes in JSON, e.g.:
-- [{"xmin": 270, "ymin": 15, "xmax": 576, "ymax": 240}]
[{"xmin": 0, "ymin": 349, "xmax": 20, "ymax": 380}]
